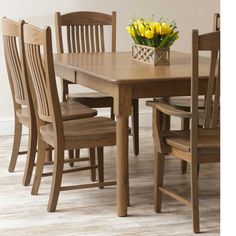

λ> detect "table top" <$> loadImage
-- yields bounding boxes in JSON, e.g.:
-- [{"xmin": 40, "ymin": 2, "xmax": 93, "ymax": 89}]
[{"xmin": 54, "ymin": 51, "xmax": 210, "ymax": 85}]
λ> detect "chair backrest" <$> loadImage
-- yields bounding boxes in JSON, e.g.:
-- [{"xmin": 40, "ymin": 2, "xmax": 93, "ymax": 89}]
[
  {"xmin": 55, "ymin": 11, "xmax": 116, "ymax": 53},
  {"xmin": 2, "ymin": 18, "xmax": 29, "ymax": 106},
  {"xmin": 213, "ymin": 13, "xmax": 220, "ymax": 31},
  {"xmin": 191, "ymin": 30, "xmax": 220, "ymax": 153},
  {"xmin": 23, "ymin": 24, "xmax": 62, "ymax": 128}
]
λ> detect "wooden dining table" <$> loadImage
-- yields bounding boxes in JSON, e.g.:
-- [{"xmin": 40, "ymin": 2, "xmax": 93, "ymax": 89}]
[{"xmin": 53, "ymin": 51, "xmax": 210, "ymax": 217}]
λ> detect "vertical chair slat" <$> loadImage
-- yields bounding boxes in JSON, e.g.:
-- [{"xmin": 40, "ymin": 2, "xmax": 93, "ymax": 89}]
[
  {"xmin": 10, "ymin": 37, "xmax": 25, "ymax": 101},
  {"xmin": 66, "ymin": 26, "xmax": 72, "ymax": 53},
  {"xmin": 5, "ymin": 37, "xmax": 19, "ymax": 99},
  {"xmin": 32, "ymin": 45, "xmax": 46, "ymax": 116},
  {"xmin": 36, "ymin": 45, "xmax": 50, "ymax": 117},
  {"xmin": 27, "ymin": 44, "xmax": 42, "ymax": 114},
  {"xmin": 85, "ymin": 25, "xmax": 90, "ymax": 52},
  {"xmin": 71, "ymin": 26, "xmax": 76, "ymax": 53},
  {"xmin": 8, "ymin": 37, "xmax": 24, "ymax": 102},
  {"xmin": 204, "ymin": 51, "xmax": 218, "ymax": 128},
  {"xmin": 90, "ymin": 25, "xmax": 95, "ymax": 52},
  {"xmin": 95, "ymin": 25, "xmax": 100, "ymax": 52},
  {"xmin": 80, "ymin": 26, "xmax": 85, "ymax": 53},
  {"xmin": 76, "ymin": 26, "xmax": 81, "ymax": 53},
  {"xmin": 28, "ymin": 44, "xmax": 45, "ymax": 118},
  {"xmin": 7, "ymin": 37, "xmax": 20, "ymax": 101},
  {"xmin": 100, "ymin": 25, "xmax": 105, "ymax": 52},
  {"xmin": 11, "ymin": 37, "xmax": 25, "ymax": 101}
]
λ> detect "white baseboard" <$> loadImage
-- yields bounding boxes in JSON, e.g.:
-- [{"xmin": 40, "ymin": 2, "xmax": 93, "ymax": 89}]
[
  {"xmin": 0, "ymin": 117, "xmax": 28, "ymax": 136},
  {"xmin": 0, "ymin": 110, "xmax": 180, "ymax": 136}
]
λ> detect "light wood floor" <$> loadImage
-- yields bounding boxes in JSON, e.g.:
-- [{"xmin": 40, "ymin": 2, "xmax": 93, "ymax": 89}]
[{"xmin": 0, "ymin": 128, "xmax": 219, "ymax": 236}]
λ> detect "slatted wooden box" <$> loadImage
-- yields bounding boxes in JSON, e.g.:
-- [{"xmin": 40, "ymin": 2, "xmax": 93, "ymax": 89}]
[{"xmin": 132, "ymin": 44, "xmax": 170, "ymax": 66}]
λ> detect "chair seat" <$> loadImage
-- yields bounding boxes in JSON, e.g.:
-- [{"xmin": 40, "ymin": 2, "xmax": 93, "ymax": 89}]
[
  {"xmin": 67, "ymin": 92, "xmax": 113, "ymax": 108},
  {"xmin": 60, "ymin": 102, "xmax": 97, "ymax": 120},
  {"xmin": 165, "ymin": 131, "xmax": 220, "ymax": 153},
  {"xmin": 16, "ymin": 102, "xmax": 97, "ymax": 125},
  {"xmin": 40, "ymin": 117, "xmax": 116, "ymax": 150},
  {"xmin": 156, "ymin": 97, "xmax": 206, "ymax": 110}
]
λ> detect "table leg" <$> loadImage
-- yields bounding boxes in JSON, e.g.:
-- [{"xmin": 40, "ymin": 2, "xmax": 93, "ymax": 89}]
[
  {"xmin": 116, "ymin": 115, "xmax": 129, "ymax": 216},
  {"xmin": 114, "ymin": 85, "xmax": 132, "ymax": 217}
]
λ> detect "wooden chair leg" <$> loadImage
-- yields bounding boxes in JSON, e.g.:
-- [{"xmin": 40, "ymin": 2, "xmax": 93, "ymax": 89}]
[
  {"xmin": 68, "ymin": 150, "xmax": 74, "ymax": 167},
  {"xmin": 110, "ymin": 105, "xmax": 115, "ymax": 120},
  {"xmin": 22, "ymin": 126, "xmax": 37, "ymax": 186},
  {"xmin": 181, "ymin": 160, "xmax": 187, "ymax": 174},
  {"xmin": 97, "ymin": 147, "xmax": 104, "ymax": 189},
  {"xmin": 181, "ymin": 118, "xmax": 189, "ymax": 174},
  {"xmin": 154, "ymin": 151, "xmax": 165, "ymax": 212},
  {"xmin": 132, "ymin": 99, "xmax": 139, "ymax": 156},
  {"xmin": 190, "ymin": 162, "xmax": 200, "ymax": 233},
  {"xmin": 61, "ymin": 78, "xmax": 69, "ymax": 102},
  {"xmin": 45, "ymin": 144, "xmax": 52, "ymax": 162},
  {"xmin": 182, "ymin": 160, "xmax": 200, "ymax": 176},
  {"xmin": 8, "ymin": 120, "xmax": 22, "ymax": 172},
  {"xmin": 89, "ymin": 148, "xmax": 96, "ymax": 182},
  {"xmin": 75, "ymin": 149, "xmax": 80, "ymax": 158},
  {"xmin": 47, "ymin": 144, "xmax": 64, "ymax": 212},
  {"xmin": 31, "ymin": 135, "xmax": 46, "ymax": 195},
  {"xmin": 162, "ymin": 114, "xmax": 170, "ymax": 130}
]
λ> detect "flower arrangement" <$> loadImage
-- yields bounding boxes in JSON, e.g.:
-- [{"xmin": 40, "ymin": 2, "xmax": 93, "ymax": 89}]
[{"xmin": 126, "ymin": 17, "xmax": 179, "ymax": 48}]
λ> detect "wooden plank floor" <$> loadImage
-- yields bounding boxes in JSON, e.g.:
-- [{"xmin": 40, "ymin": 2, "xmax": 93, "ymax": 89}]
[{"xmin": 0, "ymin": 128, "xmax": 219, "ymax": 236}]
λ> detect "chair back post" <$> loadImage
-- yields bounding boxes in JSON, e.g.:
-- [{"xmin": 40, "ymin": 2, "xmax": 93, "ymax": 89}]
[
  {"xmin": 44, "ymin": 26, "xmax": 63, "ymax": 130},
  {"xmin": 213, "ymin": 13, "xmax": 220, "ymax": 31},
  {"xmin": 111, "ymin": 11, "xmax": 116, "ymax": 52},
  {"xmin": 55, "ymin": 12, "xmax": 64, "ymax": 53},
  {"xmin": 190, "ymin": 30, "xmax": 199, "ymax": 160},
  {"xmin": 23, "ymin": 24, "xmax": 64, "ymax": 136}
]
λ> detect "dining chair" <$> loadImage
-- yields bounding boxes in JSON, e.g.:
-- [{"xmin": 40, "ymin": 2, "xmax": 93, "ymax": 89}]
[
  {"xmin": 146, "ymin": 29, "xmax": 220, "ymax": 233},
  {"xmin": 2, "ymin": 17, "xmax": 97, "ymax": 186},
  {"xmin": 161, "ymin": 13, "xmax": 220, "ymax": 174},
  {"xmin": 2, "ymin": 17, "xmax": 37, "ymax": 186},
  {"xmin": 55, "ymin": 11, "xmax": 139, "ymax": 156},
  {"xmin": 23, "ymin": 23, "xmax": 116, "ymax": 212}
]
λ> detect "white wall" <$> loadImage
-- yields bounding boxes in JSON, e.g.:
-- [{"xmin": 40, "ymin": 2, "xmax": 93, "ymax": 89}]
[{"xmin": 0, "ymin": 0, "xmax": 219, "ymax": 135}]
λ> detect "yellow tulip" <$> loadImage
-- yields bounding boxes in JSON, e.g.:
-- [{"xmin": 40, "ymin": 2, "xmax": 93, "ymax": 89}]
[
  {"xmin": 160, "ymin": 23, "xmax": 172, "ymax": 35},
  {"xmin": 138, "ymin": 23, "xmax": 146, "ymax": 36},
  {"xmin": 149, "ymin": 24, "xmax": 156, "ymax": 34},
  {"xmin": 145, "ymin": 30, "xmax": 154, "ymax": 39},
  {"xmin": 126, "ymin": 26, "xmax": 135, "ymax": 37},
  {"xmin": 156, "ymin": 22, "xmax": 161, "ymax": 34}
]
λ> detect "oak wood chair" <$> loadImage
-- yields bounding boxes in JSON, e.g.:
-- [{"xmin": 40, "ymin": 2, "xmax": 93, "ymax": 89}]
[
  {"xmin": 55, "ymin": 11, "xmax": 139, "ymax": 156},
  {"xmin": 2, "ymin": 18, "xmax": 97, "ymax": 186},
  {"xmin": 23, "ymin": 23, "xmax": 116, "ymax": 212},
  {"xmin": 2, "ymin": 18, "xmax": 37, "ymax": 186},
  {"xmin": 146, "ymin": 29, "xmax": 220, "ymax": 233},
  {"xmin": 162, "ymin": 13, "xmax": 220, "ymax": 174}
]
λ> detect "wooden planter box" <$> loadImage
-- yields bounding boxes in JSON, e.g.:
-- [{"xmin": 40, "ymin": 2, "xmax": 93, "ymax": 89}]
[{"xmin": 132, "ymin": 44, "xmax": 170, "ymax": 66}]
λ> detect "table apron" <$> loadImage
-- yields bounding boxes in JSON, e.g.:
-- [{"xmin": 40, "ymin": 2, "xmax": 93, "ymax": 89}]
[
  {"xmin": 55, "ymin": 64, "xmax": 76, "ymax": 83},
  {"xmin": 131, "ymin": 79, "xmax": 208, "ymax": 98}
]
